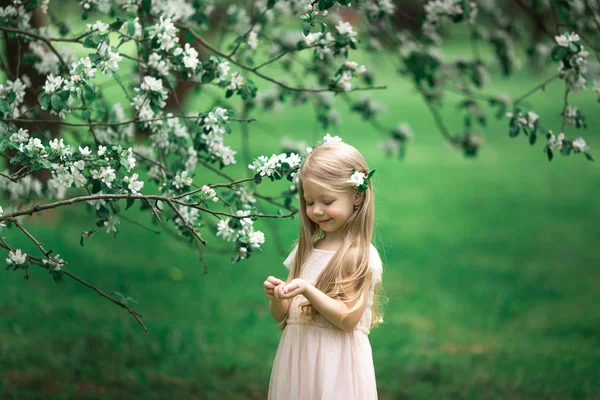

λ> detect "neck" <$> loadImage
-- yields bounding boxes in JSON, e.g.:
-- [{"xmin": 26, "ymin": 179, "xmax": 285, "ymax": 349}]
[{"xmin": 322, "ymin": 231, "xmax": 343, "ymax": 245}]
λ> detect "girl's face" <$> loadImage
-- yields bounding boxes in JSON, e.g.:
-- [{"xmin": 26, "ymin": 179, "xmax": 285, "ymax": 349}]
[{"xmin": 302, "ymin": 179, "xmax": 358, "ymax": 241}]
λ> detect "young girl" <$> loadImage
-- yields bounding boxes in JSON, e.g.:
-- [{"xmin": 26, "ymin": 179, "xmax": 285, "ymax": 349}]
[{"xmin": 263, "ymin": 140, "xmax": 384, "ymax": 400}]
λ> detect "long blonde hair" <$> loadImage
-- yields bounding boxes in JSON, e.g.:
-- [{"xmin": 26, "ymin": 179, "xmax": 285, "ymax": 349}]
[{"xmin": 283, "ymin": 141, "xmax": 383, "ymax": 329}]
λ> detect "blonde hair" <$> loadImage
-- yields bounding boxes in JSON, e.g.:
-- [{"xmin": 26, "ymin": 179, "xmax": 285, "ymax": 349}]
[{"xmin": 282, "ymin": 141, "xmax": 384, "ymax": 330}]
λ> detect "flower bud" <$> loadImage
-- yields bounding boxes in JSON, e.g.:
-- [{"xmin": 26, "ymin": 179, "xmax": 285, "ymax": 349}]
[
  {"xmin": 307, "ymin": 4, "xmax": 313, "ymax": 11},
  {"xmin": 323, "ymin": 10, "xmax": 328, "ymax": 16}
]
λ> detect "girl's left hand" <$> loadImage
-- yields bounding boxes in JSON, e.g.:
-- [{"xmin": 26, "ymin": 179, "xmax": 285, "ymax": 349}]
[{"xmin": 275, "ymin": 278, "xmax": 309, "ymax": 299}]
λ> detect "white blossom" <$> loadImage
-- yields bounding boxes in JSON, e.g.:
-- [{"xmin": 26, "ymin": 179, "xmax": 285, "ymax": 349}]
[
  {"xmin": 148, "ymin": 52, "xmax": 172, "ymax": 76},
  {"xmin": 216, "ymin": 219, "xmax": 237, "ymax": 241},
  {"xmin": 248, "ymin": 152, "xmax": 301, "ymax": 177},
  {"xmin": 555, "ymin": 32, "xmax": 580, "ymax": 47},
  {"xmin": 336, "ymin": 21, "xmax": 357, "ymax": 41},
  {"xmin": 248, "ymin": 230, "xmax": 265, "ymax": 249},
  {"xmin": 79, "ymin": 146, "xmax": 92, "ymax": 156},
  {"xmin": 86, "ymin": 20, "xmax": 110, "ymax": 34},
  {"xmin": 322, "ymin": 133, "xmax": 343, "ymax": 143},
  {"xmin": 247, "ymin": 30, "xmax": 258, "ymax": 50},
  {"xmin": 9, "ymin": 128, "xmax": 29, "ymax": 143},
  {"xmin": 226, "ymin": 72, "xmax": 245, "ymax": 91},
  {"xmin": 97, "ymin": 42, "xmax": 122, "ymax": 73},
  {"xmin": 547, "ymin": 131, "xmax": 565, "ymax": 150},
  {"xmin": 173, "ymin": 170, "xmax": 193, "ymax": 189},
  {"xmin": 7, "ymin": 249, "xmax": 27, "ymax": 265},
  {"xmin": 123, "ymin": 173, "xmax": 144, "ymax": 194},
  {"xmin": 201, "ymin": 185, "xmax": 219, "ymax": 202},
  {"xmin": 71, "ymin": 168, "xmax": 87, "ymax": 188},
  {"xmin": 43, "ymin": 74, "xmax": 64, "ymax": 94},
  {"xmin": 104, "ymin": 216, "xmax": 120, "ymax": 233},
  {"xmin": 572, "ymin": 137, "xmax": 589, "ymax": 152},
  {"xmin": 182, "ymin": 43, "xmax": 199, "ymax": 70},
  {"xmin": 148, "ymin": 17, "xmax": 179, "ymax": 52},
  {"xmin": 347, "ymin": 171, "xmax": 365, "ymax": 186}
]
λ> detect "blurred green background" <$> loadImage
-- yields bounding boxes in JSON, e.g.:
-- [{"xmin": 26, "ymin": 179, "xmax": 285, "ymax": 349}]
[{"xmin": 1, "ymin": 25, "xmax": 600, "ymax": 400}]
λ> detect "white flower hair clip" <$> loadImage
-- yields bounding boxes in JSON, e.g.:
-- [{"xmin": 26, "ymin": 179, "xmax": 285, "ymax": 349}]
[{"xmin": 347, "ymin": 168, "xmax": 375, "ymax": 192}]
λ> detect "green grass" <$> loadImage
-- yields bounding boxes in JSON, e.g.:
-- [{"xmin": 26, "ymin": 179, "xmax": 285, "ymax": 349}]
[{"xmin": 1, "ymin": 43, "xmax": 600, "ymax": 399}]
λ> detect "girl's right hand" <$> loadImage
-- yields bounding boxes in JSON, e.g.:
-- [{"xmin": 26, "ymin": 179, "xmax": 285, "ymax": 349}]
[{"xmin": 264, "ymin": 276, "xmax": 284, "ymax": 301}]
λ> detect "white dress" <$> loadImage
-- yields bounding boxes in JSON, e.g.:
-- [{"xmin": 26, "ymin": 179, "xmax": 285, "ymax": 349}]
[{"xmin": 268, "ymin": 244, "xmax": 383, "ymax": 400}]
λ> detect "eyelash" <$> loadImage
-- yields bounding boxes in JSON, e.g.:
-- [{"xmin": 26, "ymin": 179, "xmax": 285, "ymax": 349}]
[{"xmin": 307, "ymin": 201, "xmax": 334, "ymax": 206}]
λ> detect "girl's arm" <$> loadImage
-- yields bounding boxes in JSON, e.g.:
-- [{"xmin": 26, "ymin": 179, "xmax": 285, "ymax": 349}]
[
  {"xmin": 278, "ymin": 279, "xmax": 367, "ymax": 332},
  {"xmin": 267, "ymin": 270, "xmax": 294, "ymax": 323},
  {"xmin": 269, "ymin": 298, "xmax": 290, "ymax": 323}
]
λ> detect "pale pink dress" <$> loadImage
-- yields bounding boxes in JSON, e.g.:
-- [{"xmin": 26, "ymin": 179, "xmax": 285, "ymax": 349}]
[{"xmin": 268, "ymin": 244, "xmax": 383, "ymax": 400}]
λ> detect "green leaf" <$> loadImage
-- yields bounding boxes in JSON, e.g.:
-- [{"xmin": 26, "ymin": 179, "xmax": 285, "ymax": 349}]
[
  {"xmin": 58, "ymin": 90, "xmax": 70, "ymax": 101},
  {"xmin": 50, "ymin": 94, "xmax": 64, "ymax": 111},
  {"xmin": 267, "ymin": 0, "xmax": 277, "ymax": 8},
  {"xmin": 529, "ymin": 131, "xmax": 537, "ymax": 145},
  {"xmin": 302, "ymin": 22, "xmax": 311, "ymax": 37},
  {"xmin": 109, "ymin": 19, "xmax": 125, "ymax": 31},
  {"xmin": 80, "ymin": 234, "xmax": 84, "ymax": 247},
  {"xmin": 50, "ymin": 270, "xmax": 63, "ymax": 283},
  {"xmin": 508, "ymin": 125, "xmax": 520, "ymax": 138},
  {"xmin": 551, "ymin": 46, "xmax": 568, "ymax": 61},
  {"xmin": 82, "ymin": 109, "xmax": 92, "ymax": 120},
  {"xmin": 127, "ymin": 20, "xmax": 136, "ymax": 37},
  {"xmin": 366, "ymin": 169, "xmax": 376, "ymax": 179},
  {"xmin": 83, "ymin": 84, "xmax": 96, "ymax": 101},
  {"xmin": 25, "ymin": 0, "xmax": 38, "ymax": 9},
  {"xmin": 38, "ymin": 92, "xmax": 51, "ymax": 109},
  {"xmin": 40, "ymin": 159, "xmax": 53, "ymax": 169},
  {"xmin": 91, "ymin": 180, "xmax": 102, "ymax": 193},
  {"xmin": 97, "ymin": 206, "xmax": 109, "ymax": 219},
  {"xmin": 126, "ymin": 197, "xmax": 135, "ymax": 210},
  {"xmin": 584, "ymin": 152, "xmax": 594, "ymax": 162},
  {"xmin": 0, "ymin": 99, "xmax": 9, "ymax": 113},
  {"xmin": 141, "ymin": 0, "xmax": 151, "ymax": 13},
  {"xmin": 254, "ymin": 173, "xmax": 262, "ymax": 184},
  {"xmin": 319, "ymin": 0, "xmax": 336, "ymax": 9}
]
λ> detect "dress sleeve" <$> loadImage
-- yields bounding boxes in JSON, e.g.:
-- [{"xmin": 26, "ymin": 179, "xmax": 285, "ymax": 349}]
[
  {"xmin": 369, "ymin": 244, "xmax": 383, "ymax": 288},
  {"xmin": 283, "ymin": 245, "xmax": 298, "ymax": 270}
]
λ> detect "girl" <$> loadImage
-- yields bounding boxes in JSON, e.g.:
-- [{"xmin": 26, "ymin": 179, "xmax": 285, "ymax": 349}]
[{"xmin": 263, "ymin": 140, "xmax": 384, "ymax": 400}]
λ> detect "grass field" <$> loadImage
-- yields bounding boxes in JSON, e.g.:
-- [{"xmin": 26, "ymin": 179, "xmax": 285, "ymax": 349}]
[{"xmin": 1, "ymin": 36, "xmax": 600, "ymax": 399}]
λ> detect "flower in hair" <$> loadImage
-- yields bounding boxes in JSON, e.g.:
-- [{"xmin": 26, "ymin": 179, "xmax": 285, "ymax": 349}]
[{"xmin": 348, "ymin": 168, "xmax": 375, "ymax": 192}]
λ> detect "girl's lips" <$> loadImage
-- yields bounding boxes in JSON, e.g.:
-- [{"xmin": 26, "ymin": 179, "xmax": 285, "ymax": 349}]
[{"xmin": 317, "ymin": 219, "xmax": 332, "ymax": 225}]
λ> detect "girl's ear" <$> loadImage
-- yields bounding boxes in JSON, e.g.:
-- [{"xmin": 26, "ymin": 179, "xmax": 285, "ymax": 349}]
[{"xmin": 353, "ymin": 191, "xmax": 363, "ymax": 207}]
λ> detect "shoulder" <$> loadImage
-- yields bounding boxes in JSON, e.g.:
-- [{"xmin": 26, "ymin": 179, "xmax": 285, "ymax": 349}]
[
  {"xmin": 369, "ymin": 243, "xmax": 383, "ymax": 268},
  {"xmin": 283, "ymin": 244, "xmax": 298, "ymax": 269},
  {"xmin": 368, "ymin": 243, "xmax": 383, "ymax": 286}
]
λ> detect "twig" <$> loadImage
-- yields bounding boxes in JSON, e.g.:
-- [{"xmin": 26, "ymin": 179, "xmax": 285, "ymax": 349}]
[
  {"xmin": 513, "ymin": 73, "xmax": 560, "ymax": 106},
  {"xmin": 0, "ymin": 26, "xmax": 69, "ymax": 71},
  {"xmin": 165, "ymin": 199, "xmax": 207, "ymax": 245},
  {"xmin": 560, "ymin": 88, "xmax": 570, "ymax": 133},
  {"xmin": 1, "ymin": 115, "xmax": 256, "ymax": 128},
  {"xmin": 174, "ymin": 21, "xmax": 387, "ymax": 94}
]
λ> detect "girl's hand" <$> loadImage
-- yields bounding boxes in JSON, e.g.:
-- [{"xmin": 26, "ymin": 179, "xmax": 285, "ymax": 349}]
[
  {"xmin": 275, "ymin": 278, "xmax": 308, "ymax": 300},
  {"xmin": 263, "ymin": 276, "xmax": 284, "ymax": 301}
]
